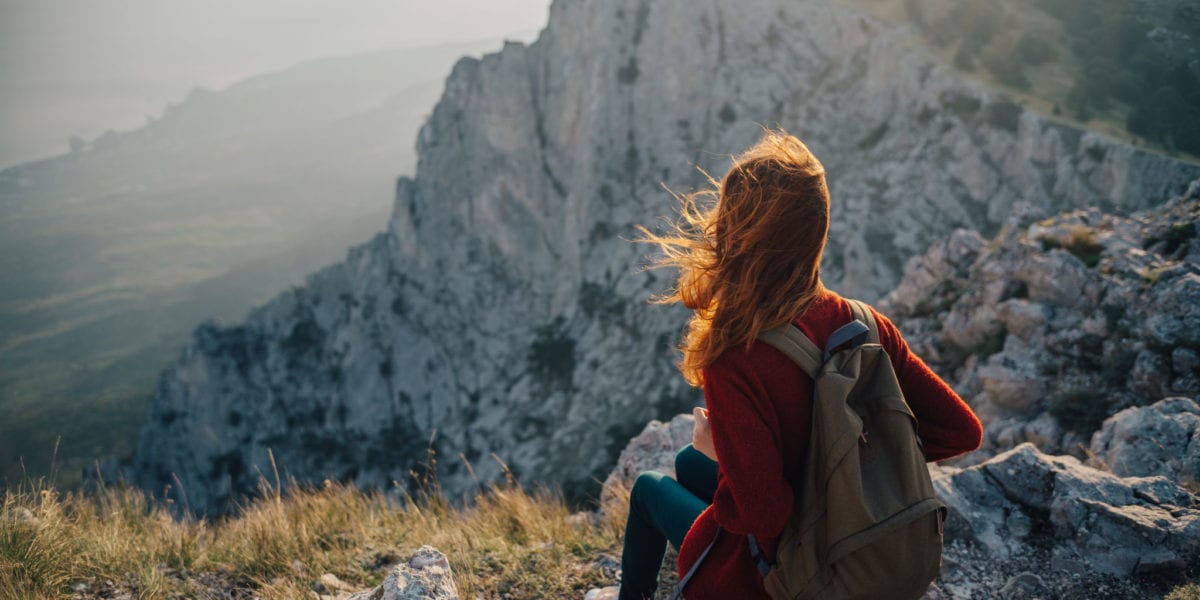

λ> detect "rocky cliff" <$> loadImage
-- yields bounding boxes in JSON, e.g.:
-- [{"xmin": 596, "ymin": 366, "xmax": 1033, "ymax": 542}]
[{"xmin": 124, "ymin": 0, "xmax": 1200, "ymax": 515}]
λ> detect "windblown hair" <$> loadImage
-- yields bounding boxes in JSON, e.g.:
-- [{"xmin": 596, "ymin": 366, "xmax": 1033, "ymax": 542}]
[{"xmin": 638, "ymin": 129, "xmax": 831, "ymax": 386}]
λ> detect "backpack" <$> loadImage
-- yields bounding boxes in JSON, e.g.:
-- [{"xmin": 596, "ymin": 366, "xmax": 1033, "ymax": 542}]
[{"xmin": 672, "ymin": 299, "xmax": 945, "ymax": 600}]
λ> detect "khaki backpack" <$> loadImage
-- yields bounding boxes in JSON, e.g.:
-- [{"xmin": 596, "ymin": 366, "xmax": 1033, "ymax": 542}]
[{"xmin": 672, "ymin": 299, "xmax": 945, "ymax": 600}]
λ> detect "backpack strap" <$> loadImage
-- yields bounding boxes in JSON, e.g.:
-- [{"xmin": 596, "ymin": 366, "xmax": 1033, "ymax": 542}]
[
  {"xmin": 760, "ymin": 298, "xmax": 880, "ymax": 373},
  {"xmin": 758, "ymin": 326, "xmax": 823, "ymax": 378},
  {"xmin": 846, "ymin": 299, "xmax": 880, "ymax": 344},
  {"xmin": 670, "ymin": 527, "xmax": 721, "ymax": 600},
  {"xmin": 747, "ymin": 533, "xmax": 773, "ymax": 577}
]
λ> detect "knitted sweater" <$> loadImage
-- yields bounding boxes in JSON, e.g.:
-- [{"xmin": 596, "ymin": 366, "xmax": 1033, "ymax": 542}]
[{"xmin": 675, "ymin": 289, "xmax": 983, "ymax": 599}]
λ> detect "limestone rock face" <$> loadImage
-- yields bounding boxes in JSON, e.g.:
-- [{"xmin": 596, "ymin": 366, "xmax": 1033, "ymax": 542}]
[
  {"xmin": 881, "ymin": 184, "xmax": 1200, "ymax": 460},
  {"xmin": 1089, "ymin": 397, "xmax": 1200, "ymax": 488},
  {"xmin": 125, "ymin": 0, "xmax": 1200, "ymax": 515}
]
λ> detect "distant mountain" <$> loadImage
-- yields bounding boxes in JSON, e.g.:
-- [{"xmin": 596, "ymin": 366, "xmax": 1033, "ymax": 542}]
[
  {"xmin": 121, "ymin": 0, "xmax": 1200, "ymax": 516},
  {"xmin": 0, "ymin": 39, "xmax": 508, "ymax": 485}
]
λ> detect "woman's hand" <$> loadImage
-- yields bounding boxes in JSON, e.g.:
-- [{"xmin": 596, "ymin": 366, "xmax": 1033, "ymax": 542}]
[{"xmin": 692, "ymin": 406, "xmax": 718, "ymax": 462}]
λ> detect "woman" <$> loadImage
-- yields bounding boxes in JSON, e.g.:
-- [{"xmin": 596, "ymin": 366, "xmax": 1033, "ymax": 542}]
[{"xmin": 593, "ymin": 129, "xmax": 983, "ymax": 600}]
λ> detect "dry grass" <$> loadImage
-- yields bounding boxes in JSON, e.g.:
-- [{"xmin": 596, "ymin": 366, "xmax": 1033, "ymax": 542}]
[
  {"xmin": 1, "ymin": 462, "xmax": 631, "ymax": 600},
  {"xmin": 1168, "ymin": 584, "xmax": 1200, "ymax": 600}
]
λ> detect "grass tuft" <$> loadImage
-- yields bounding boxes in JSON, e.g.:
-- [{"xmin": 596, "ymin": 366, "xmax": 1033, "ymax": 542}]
[
  {"xmin": 1039, "ymin": 224, "xmax": 1103, "ymax": 268},
  {"xmin": 1167, "ymin": 583, "xmax": 1200, "ymax": 600}
]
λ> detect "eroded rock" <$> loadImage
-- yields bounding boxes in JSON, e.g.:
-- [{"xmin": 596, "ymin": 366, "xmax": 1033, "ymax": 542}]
[
  {"xmin": 1089, "ymin": 397, "xmax": 1200, "ymax": 489},
  {"xmin": 347, "ymin": 546, "xmax": 459, "ymax": 600},
  {"xmin": 933, "ymin": 443, "xmax": 1200, "ymax": 577},
  {"xmin": 881, "ymin": 189, "xmax": 1200, "ymax": 459}
]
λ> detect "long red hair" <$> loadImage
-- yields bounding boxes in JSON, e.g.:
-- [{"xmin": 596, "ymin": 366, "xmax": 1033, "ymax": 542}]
[{"xmin": 638, "ymin": 129, "xmax": 830, "ymax": 386}]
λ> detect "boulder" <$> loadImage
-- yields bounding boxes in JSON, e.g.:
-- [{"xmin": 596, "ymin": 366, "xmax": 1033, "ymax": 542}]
[
  {"xmin": 1089, "ymin": 397, "xmax": 1200, "ymax": 488},
  {"xmin": 599, "ymin": 413, "xmax": 694, "ymax": 514},
  {"xmin": 934, "ymin": 443, "xmax": 1200, "ymax": 577},
  {"xmin": 347, "ymin": 546, "xmax": 459, "ymax": 600}
]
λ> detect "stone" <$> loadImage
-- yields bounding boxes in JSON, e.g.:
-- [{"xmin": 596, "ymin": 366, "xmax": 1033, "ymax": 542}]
[
  {"xmin": 998, "ymin": 299, "xmax": 1048, "ymax": 341},
  {"xmin": 999, "ymin": 572, "xmax": 1051, "ymax": 600},
  {"xmin": 1130, "ymin": 350, "xmax": 1171, "ymax": 400},
  {"xmin": 599, "ymin": 413, "xmax": 694, "ymax": 512},
  {"xmin": 316, "ymin": 573, "xmax": 355, "ymax": 594},
  {"xmin": 1174, "ymin": 348, "xmax": 1200, "ymax": 375},
  {"xmin": 9, "ymin": 506, "xmax": 37, "ymax": 525},
  {"xmin": 584, "ymin": 587, "xmax": 619, "ymax": 600},
  {"xmin": 1142, "ymin": 273, "xmax": 1200, "ymax": 347},
  {"xmin": 1022, "ymin": 251, "xmax": 1102, "ymax": 312},
  {"xmin": 1089, "ymin": 397, "xmax": 1200, "ymax": 487},
  {"xmin": 977, "ymin": 354, "xmax": 1045, "ymax": 414},
  {"xmin": 347, "ymin": 546, "xmax": 459, "ymax": 600}
]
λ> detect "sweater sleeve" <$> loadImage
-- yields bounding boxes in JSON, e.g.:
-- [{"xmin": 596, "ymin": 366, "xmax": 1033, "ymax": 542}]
[
  {"xmin": 701, "ymin": 351, "xmax": 794, "ymax": 540},
  {"xmin": 869, "ymin": 307, "xmax": 984, "ymax": 461}
]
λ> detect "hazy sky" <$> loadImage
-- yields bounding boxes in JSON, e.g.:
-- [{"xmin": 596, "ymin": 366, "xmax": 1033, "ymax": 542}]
[{"xmin": 0, "ymin": 0, "xmax": 551, "ymax": 168}]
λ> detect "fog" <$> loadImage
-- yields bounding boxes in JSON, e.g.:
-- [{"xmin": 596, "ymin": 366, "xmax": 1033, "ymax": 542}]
[
  {"xmin": 0, "ymin": 0, "xmax": 550, "ymax": 168},
  {"xmin": 0, "ymin": 0, "xmax": 551, "ymax": 484}
]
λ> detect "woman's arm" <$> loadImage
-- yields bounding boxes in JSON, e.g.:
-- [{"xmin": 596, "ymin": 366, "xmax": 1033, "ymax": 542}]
[
  {"xmin": 869, "ymin": 306, "xmax": 984, "ymax": 461},
  {"xmin": 702, "ymin": 351, "xmax": 794, "ymax": 540}
]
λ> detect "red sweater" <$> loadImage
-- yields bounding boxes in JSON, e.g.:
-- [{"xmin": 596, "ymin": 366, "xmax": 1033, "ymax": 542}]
[{"xmin": 675, "ymin": 289, "xmax": 983, "ymax": 599}]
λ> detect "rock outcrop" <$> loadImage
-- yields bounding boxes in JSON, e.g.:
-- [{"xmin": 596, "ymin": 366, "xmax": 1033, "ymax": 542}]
[
  {"xmin": 598, "ymin": 413, "xmax": 695, "ymax": 514},
  {"xmin": 602, "ymin": 416, "xmax": 1200, "ymax": 598},
  {"xmin": 934, "ymin": 443, "xmax": 1199, "ymax": 578},
  {"xmin": 880, "ymin": 182, "xmax": 1200, "ymax": 460},
  {"xmin": 346, "ymin": 546, "xmax": 459, "ymax": 600},
  {"xmin": 125, "ymin": 0, "xmax": 1200, "ymax": 515},
  {"xmin": 1089, "ymin": 397, "xmax": 1200, "ymax": 489}
]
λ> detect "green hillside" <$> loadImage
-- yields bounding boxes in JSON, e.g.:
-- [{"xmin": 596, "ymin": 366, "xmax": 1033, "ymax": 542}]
[
  {"xmin": 0, "ymin": 41, "xmax": 501, "ymax": 488},
  {"xmin": 847, "ymin": 0, "xmax": 1200, "ymax": 158}
]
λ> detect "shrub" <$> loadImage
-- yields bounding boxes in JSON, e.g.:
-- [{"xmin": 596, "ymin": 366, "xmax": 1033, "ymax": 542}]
[
  {"xmin": 1040, "ymin": 225, "xmax": 1103, "ymax": 268},
  {"xmin": 1100, "ymin": 349, "xmax": 1139, "ymax": 389},
  {"xmin": 528, "ymin": 320, "xmax": 577, "ymax": 389},
  {"xmin": 1048, "ymin": 387, "xmax": 1111, "ymax": 434},
  {"xmin": 1147, "ymin": 222, "xmax": 1198, "ymax": 255},
  {"xmin": 1100, "ymin": 304, "xmax": 1125, "ymax": 335},
  {"xmin": 974, "ymin": 328, "xmax": 1008, "ymax": 359}
]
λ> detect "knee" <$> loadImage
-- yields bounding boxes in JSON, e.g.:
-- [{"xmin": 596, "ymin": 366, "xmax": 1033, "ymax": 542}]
[{"xmin": 630, "ymin": 471, "xmax": 665, "ymax": 504}]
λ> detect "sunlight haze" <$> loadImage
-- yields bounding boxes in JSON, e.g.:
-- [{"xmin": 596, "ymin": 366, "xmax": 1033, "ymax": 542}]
[{"xmin": 0, "ymin": 0, "xmax": 551, "ymax": 168}]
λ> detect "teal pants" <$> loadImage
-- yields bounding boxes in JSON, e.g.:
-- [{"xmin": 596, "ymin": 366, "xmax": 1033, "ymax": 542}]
[{"xmin": 618, "ymin": 443, "xmax": 718, "ymax": 600}]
